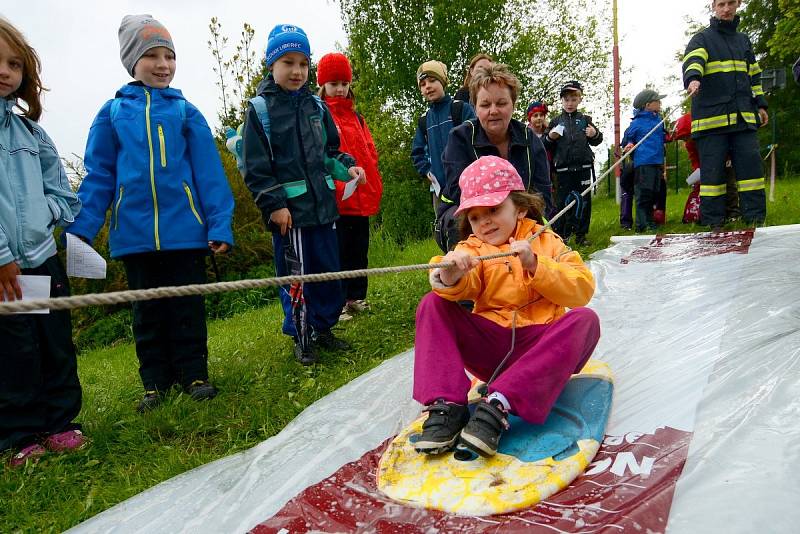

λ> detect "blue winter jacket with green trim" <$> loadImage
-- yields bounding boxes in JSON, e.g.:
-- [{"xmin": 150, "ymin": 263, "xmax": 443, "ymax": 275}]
[{"xmin": 68, "ymin": 82, "xmax": 234, "ymax": 258}]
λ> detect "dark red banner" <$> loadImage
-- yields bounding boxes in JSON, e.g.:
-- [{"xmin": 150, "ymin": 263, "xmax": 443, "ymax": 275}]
[
  {"xmin": 253, "ymin": 426, "xmax": 692, "ymax": 534},
  {"xmin": 622, "ymin": 229, "xmax": 754, "ymax": 264}
]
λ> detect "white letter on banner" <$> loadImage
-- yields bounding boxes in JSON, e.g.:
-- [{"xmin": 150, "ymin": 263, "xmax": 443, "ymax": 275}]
[{"xmin": 610, "ymin": 452, "xmax": 655, "ymax": 477}]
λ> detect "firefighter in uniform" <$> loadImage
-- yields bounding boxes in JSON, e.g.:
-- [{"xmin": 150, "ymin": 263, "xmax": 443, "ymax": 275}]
[{"xmin": 682, "ymin": 0, "xmax": 768, "ymax": 228}]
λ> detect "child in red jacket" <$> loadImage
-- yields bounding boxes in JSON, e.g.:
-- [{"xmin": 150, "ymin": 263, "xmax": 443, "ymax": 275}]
[{"xmin": 317, "ymin": 53, "xmax": 384, "ymax": 319}]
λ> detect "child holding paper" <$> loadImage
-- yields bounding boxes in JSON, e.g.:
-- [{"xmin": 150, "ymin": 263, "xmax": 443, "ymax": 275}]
[
  {"xmin": 0, "ymin": 17, "xmax": 86, "ymax": 467},
  {"xmin": 316, "ymin": 52, "xmax": 382, "ymax": 319}
]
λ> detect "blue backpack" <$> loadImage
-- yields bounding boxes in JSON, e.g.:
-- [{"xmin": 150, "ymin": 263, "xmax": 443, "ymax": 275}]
[{"xmin": 226, "ymin": 94, "xmax": 325, "ymax": 176}]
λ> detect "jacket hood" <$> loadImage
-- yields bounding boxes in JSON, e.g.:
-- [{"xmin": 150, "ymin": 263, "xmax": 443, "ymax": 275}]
[
  {"xmin": 324, "ymin": 95, "xmax": 354, "ymax": 112},
  {"xmin": 115, "ymin": 82, "xmax": 186, "ymax": 101}
]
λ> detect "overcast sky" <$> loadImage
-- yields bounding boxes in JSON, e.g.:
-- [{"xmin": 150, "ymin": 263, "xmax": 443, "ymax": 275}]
[{"xmin": 5, "ymin": 0, "xmax": 709, "ymax": 160}]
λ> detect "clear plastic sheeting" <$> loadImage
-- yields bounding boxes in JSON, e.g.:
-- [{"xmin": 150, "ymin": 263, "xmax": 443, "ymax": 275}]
[{"xmin": 68, "ymin": 226, "xmax": 800, "ymax": 534}]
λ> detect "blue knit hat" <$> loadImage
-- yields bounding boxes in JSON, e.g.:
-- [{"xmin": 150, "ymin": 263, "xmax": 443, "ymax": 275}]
[{"xmin": 265, "ymin": 24, "xmax": 311, "ymax": 67}]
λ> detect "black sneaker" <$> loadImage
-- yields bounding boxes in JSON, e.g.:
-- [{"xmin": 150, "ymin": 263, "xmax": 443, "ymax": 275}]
[
  {"xmin": 294, "ymin": 339, "xmax": 318, "ymax": 365},
  {"xmin": 414, "ymin": 399, "xmax": 470, "ymax": 455},
  {"xmin": 186, "ymin": 380, "xmax": 218, "ymax": 401},
  {"xmin": 311, "ymin": 329, "xmax": 350, "ymax": 351},
  {"xmin": 458, "ymin": 399, "xmax": 509, "ymax": 457},
  {"xmin": 137, "ymin": 390, "xmax": 162, "ymax": 413}
]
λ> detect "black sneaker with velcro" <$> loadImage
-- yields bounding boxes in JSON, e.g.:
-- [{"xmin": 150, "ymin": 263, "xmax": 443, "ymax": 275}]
[
  {"xmin": 414, "ymin": 399, "xmax": 470, "ymax": 455},
  {"xmin": 458, "ymin": 399, "xmax": 509, "ymax": 457}
]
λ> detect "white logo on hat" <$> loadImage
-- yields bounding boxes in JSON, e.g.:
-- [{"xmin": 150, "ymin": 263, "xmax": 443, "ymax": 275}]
[{"xmin": 281, "ymin": 25, "xmax": 298, "ymax": 33}]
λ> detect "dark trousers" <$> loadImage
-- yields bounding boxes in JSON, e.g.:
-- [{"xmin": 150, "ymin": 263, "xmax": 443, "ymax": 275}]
[
  {"xmin": 273, "ymin": 224, "xmax": 344, "ymax": 338},
  {"xmin": 0, "ymin": 255, "xmax": 81, "ymax": 451},
  {"xmin": 696, "ymin": 129, "xmax": 765, "ymax": 226},
  {"xmin": 619, "ymin": 162, "xmax": 635, "ymax": 228},
  {"xmin": 122, "ymin": 250, "xmax": 209, "ymax": 392},
  {"xmin": 554, "ymin": 169, "xmax": 592, "ymax": 240},
  {"xmin": 336, "ymin": 215, "xmax": 370, "ymax": 301},
  {"xmin": 634, "ymin": 165, "xmax": 663, "ymax": 232}
]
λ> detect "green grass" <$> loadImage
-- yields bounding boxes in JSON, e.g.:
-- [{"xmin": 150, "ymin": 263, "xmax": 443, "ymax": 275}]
[{"xmin": 3, "ymin": 178, "xmax": 800, "ymax": 532}]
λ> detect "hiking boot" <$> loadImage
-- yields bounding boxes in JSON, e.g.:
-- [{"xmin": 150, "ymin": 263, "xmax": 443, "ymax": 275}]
[
  {"xmin": 459, "ymin": 399, "xmax": 510, "ymax": 457},
  {"xmin": 294, "ymin": 338, "xmax": 318, "ymax": 365},
  {"xmin": 43, "ymin": 430, "xmax": 89, "ymax": 452},
  {"xmin": 414, "ymin": 399, "xmax": 470, "ymax": 455},
  {"xmin": 9, "ymin": 443, "xmax": 46, "ymax": 468},
  {"xmin": 137, "ymin": 390, "xmax": 162, "ymax": 413},
  {"xmin": 312, "ymin": 329, "xmax": 350, "ymax": 351},
  {"xmin": 575, "ymin": 235, "xmax": 591, "ymax": 247},
  {"xmin": 186, "ymin": 380, "xmax": 218, "ymax": 401}
]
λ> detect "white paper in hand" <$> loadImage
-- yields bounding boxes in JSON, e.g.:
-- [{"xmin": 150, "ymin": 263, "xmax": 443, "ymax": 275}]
[
  {"xmin": 427, "ymin": 172, "xmax": 442, "ymax": 196},
  {"xmin": 341, "ymin": 177, "xmax": 360, "ymax": 201},
  {"xmin": 66, "ymin": 233, "xmax": 107, "ymax": 279},
  {"xmin": 16, "ymin": 275, "xmax": 50, "ymax": 314},
  {"xmin": 552, "ymin": 124, "xmax": 565, "ymax": 136}
]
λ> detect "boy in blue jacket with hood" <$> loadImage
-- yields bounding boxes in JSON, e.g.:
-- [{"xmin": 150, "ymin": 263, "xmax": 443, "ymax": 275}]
[
  {"xmin": 410, "ymin": 60, "xmax": 476, "ymax": 219},
  {"xmin": 68, "ymin": 15, "xmax": 234, "ymax": 413},
  {"xmin": 623, "ymin": 89, "xmax": 667, "ymax": 232}
]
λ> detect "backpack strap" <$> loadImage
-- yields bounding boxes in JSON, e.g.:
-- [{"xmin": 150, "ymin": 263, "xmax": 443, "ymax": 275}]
[
  {"xmin": 451, "ymin": 99, "xmax": 465, "ymax": 129},
  {"xmin": 249, "ymin": 95, "xmax": 274, "ymax": 160}
]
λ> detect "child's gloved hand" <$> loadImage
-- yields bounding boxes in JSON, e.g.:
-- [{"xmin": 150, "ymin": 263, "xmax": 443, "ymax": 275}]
[
  {"xmin": 509, "ymin": 237, "xmax": 538, "ymax": 273},
  {"xmin": 0, "ymin": 261, "xmax": 22, "ymax": 302},
  {"xmin": 438, "ymin": 250, "xmax": 478, "ymax": 286}
]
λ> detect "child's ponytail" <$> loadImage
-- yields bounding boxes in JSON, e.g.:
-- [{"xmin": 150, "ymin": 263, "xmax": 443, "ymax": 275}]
[{"xmin": 0, "ymin": 18, "xmax": 46, "ymax": 121}]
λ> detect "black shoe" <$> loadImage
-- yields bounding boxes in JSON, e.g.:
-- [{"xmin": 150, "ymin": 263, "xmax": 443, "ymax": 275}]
[
  {"xmin": 137, "ymin": 390, "xmax": 162, "ymax": 413},
  {"xmin": 294, "ymin": 339, "xmax": 318, "ymax": 365},
  {"xmin": 459, "ymin": 399, "xmax": 509, "ymax": 457},
  {"xmin": 311, "ymin": 329, "xmax": 350, "ymax": 351},
  {"xmin": 414, "ymin": 399, "xmax": 470, "ymax": 455},
  {"xmin": 185, "ymin": 380, "xmax": 218, "ymax": 401},
  {"xmin": 575, "ymin": 235, "xmax": 591, "ymax": 246}
]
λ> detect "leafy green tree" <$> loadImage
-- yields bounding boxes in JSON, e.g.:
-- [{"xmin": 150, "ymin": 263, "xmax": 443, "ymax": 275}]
[{"xmin": 338, "ymin": 0, "xmax": 611, "ymax": 242}]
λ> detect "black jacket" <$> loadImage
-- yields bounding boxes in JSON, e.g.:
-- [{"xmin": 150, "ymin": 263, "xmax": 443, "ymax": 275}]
[
  {"xmin": 441, "ymin": 118, "xmax": 554, "ymax": 216},
  {"xmin": 242, "ymin": 76, "xmax": 355, "ymax": 229},
  {"xmin": 543, "ymin": 111, "xmax": 603, "ymax": 171},
  {"xmin": 454, "ymin": 86, "xmax": 470, "ymax": 103},
  {"xmin": 682, "ymin": 16, "xmax": 767, "ymax": 138}
]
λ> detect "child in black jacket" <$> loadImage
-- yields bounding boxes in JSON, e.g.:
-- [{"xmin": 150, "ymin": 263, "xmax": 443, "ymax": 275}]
[{"xmin": 544, "ymin": 81, "xmax": 603, "ymax": 245}]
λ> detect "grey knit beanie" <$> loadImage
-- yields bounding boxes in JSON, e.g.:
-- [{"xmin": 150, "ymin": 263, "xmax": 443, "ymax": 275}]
[{"xmin": 118, "ymin": 15, "xmax": 175, "ymax": 76}]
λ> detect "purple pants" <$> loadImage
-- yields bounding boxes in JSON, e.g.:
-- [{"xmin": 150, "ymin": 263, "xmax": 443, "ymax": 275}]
[{"xmin": 413, "ymin": 293, "xmax": 600, "ymax": 424}]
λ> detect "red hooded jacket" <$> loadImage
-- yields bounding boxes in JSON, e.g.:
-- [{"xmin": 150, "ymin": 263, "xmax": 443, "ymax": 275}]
[
  {"xmin": 674, "ymin": 113, "xmax": 700, "ymax": 171},
  {"xmin": 323, "ymin": 96, "xmax": 383, "ymax": 216}
]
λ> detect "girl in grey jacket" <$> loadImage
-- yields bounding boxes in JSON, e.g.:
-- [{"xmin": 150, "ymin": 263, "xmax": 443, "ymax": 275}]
[{"xmin": 0, "ymin": 18, "xmax": 85, "ymax": 467}]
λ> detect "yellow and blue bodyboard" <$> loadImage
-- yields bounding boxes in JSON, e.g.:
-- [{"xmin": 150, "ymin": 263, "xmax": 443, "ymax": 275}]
[{"xmin": 377, "ymin": 360, "xmax": 613, "ymax": 516}]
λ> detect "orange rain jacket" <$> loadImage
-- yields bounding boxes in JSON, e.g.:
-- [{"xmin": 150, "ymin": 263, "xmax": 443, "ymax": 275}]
[{"xmin": 429, "ymin": 218, "xmax": 595, "ymax": 328}]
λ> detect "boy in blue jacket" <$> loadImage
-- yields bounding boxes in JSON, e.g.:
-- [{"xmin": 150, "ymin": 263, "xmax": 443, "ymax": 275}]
[
  {"xmin": 242, "ymin": 24, "xmax": 364, "ymax": 366},
  {"xmin": 410, "ymin": 60, "xmax": 476, "ymax": 216},
  {"xmin": 68, "ymin": 15, "xmax": 234, "ymax": 413},
  {"xmin": 622, "ymin": 89, "xmax": 667, "ymax": 232}
]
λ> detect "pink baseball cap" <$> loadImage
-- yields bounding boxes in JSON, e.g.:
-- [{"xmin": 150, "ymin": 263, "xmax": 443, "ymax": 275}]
[{"xmin": 454, "ymin": 156, "xmax": 525, "ymax": 216}]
